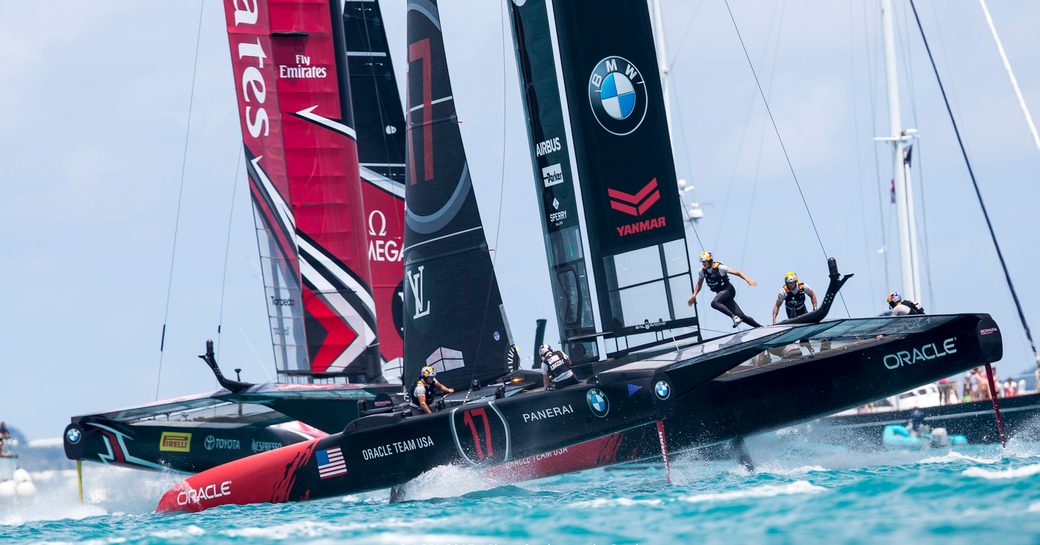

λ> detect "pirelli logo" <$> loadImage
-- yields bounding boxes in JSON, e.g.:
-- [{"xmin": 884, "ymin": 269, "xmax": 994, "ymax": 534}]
[{"xmin": 159, "ymin": 432, "xmax": 192, "ymax": 453}]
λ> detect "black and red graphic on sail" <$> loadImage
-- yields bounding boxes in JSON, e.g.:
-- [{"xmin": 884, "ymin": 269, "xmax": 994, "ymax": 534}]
[
  {"xmin": 223, "ymin": 0, "xmax": 379, "ymax": 379},
  {"xmin": 402, "ymin": 0, "xmax": 512, "ymax": 389},
  {"xmin": 343, "ymin": 0, "xmax": 407, "ymax": 368}
]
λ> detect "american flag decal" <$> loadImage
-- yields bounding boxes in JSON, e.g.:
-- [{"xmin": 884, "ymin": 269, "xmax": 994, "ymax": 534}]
[{"xmin": 316, "ymin": 446, "xmax": 347, "ymax": 479}]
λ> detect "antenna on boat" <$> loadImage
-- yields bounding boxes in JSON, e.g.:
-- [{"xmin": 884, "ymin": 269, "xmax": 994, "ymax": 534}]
[{"xmin": 198, "ymin": 340, "xmax": 253, "ymax": 393}]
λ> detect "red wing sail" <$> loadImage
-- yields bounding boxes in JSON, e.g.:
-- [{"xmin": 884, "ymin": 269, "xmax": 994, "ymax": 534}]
[
  {"xmin": 344, "ymin": 1, "xmax": 407, "ymax": 369},
  {"xmin": 223, "ymin": 0, "xmax": 379, "ymax": 379}
]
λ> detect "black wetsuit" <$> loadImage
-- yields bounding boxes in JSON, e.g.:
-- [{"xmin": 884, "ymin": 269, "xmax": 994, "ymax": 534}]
[
  {"xmin": 542, "ymin": 350, "xmax": 579, "ymax": 389},
  {"xmin": 702, "ymin": 263, "xmax": 762, "ymax": 327}
]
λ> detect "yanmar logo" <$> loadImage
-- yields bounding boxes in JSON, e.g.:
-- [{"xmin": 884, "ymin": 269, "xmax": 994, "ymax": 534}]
[
  {"xmin": 159, "ymin": 432, "xmax": 191, "ymax": 453},
  {"xmin": 609, "ymin": 178, "xmax": 666, "ymax": 237}
]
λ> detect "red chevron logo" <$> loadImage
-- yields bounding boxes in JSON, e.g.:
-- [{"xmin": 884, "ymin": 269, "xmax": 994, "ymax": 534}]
[{"xmin": 608, "ymin": 178, "xmax": 661, "ymax": 216}]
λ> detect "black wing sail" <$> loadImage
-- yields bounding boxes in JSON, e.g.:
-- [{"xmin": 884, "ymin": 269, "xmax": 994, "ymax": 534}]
[
  {"xmin": 403, "ymin": 0, "xmax": 512, "ymax": 390},
  {"xmin": 508, "ymin": 0, "xmax": 701, "ymax": 361}
]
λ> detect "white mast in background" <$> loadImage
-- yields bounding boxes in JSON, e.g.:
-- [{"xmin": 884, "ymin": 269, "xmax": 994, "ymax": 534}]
[
  {"xmin": 878, "ymin": 0, "xmax": 922, "ymax": 303},
  {"xmin": 650, "ymin": 0, "xmax": 704, "ymax": 222}
]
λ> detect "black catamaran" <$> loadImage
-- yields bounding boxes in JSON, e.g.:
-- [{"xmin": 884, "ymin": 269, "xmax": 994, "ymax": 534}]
[
  {"xmin": 64, "ymin": 0, "xmax": 407, "ymax": 474},
  {"xmin": 156, "ymin": 0, "xmax": 1002, "ymax": 513}
]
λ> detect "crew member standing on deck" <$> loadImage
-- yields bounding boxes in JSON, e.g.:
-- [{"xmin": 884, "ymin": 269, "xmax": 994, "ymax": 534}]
[
  {"xmin": 409, "ymin": 366, "xmax": 454, "ymax": 416},
  {"xmin": 688, "ymin": 251, "xmax": 762, "ymax": 328},
  {"xmin": 772, "ymin": 272, "xmax": 818, "ymax": 324},
  {"xmin": 887, "ymin": 292, "xmax": 925, "ymax": 316}
]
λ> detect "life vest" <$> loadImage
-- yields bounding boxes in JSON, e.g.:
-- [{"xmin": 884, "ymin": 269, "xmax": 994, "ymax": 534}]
[
  {"xmin": 703, "ymin": 262, "xmax": 731, "ymax": 293},
  {"xmin": 543, "ymin": 350, "xmax": 576, "ymax": 387},
  {"xmin": 898, "ymin": 300, "xmax": 925, "ymax": 315},
  {"xmin": 408, "ymin": 378, "xmax": 441, "ymax": 407},
  {"xmin": 783, "ymin": 282, "xmax": 808, "ymax": 316}
]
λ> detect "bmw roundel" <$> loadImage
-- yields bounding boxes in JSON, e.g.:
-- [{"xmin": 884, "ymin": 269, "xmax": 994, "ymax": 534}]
[
  {"xmin": 586, "ymin": 388, "xmax": 610, "ymax": 418},
  {"xmin": 66, "ymin": 427, "xmax": 82, "ymax": 445},
  {"xmin": 654, "ymin": 380, "xmax": 671, "ymax": 400},
  {"xmin": 588, "ymin": 56, "xmax": 648, "ymax": 136}
]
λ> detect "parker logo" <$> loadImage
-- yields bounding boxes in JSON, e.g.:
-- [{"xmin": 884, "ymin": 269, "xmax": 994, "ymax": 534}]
[
  {"xmin": 542, "ymin": 163, "xmax": 564, "ymax": 187},
  {"xmin": 160, "ymin": 432, "xmax": 191, "ymax": 453},
  {"xmin": 608, "ymin": 178, "xmax": 660, "ymax": 216}
]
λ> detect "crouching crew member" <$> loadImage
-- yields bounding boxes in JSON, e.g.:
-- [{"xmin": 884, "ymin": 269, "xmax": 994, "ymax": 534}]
[
  {"xmin": 887, "ymin": 292, "xmax": 925, "ymax": 316},
  {"xmin": 409, "ymin": 366, "xmax": 454, "ymax": 415},
  {"xmin": 539, "ymin": 344, "xmax": 579, "ymax": 389},
  {"xmin": 772, "ymin": 272, "xmax": 818, "ymax": 324},
  {"xmin": 688, "ymin": 251, "xmax": 762, "ymax": 328}
]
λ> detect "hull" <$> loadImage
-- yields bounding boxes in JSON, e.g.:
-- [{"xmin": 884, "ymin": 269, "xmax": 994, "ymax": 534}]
[
  {"xmin": 63, "ymin": 419, "xmax": 321, "ymax": 473},
  {"xmin": 825, "ymin": 392, "xmax": 1040, "ymax": 446},
  {"xmin": 157, "ymin": 314, "xmax": 1001, "ymax": 512},
  {"xmin": 64, "ymin": 382, "xmax": 400, "ymax": 473}
]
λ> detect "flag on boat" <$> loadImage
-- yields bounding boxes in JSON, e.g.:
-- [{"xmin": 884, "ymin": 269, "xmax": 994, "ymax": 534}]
[{"xmin": 316, "ymin": 447, "xmax": 347, "ymax": 479}]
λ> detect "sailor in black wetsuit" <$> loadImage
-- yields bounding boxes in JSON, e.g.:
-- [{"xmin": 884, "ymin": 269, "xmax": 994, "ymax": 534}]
[
  {"xmin": 408, "ymin": 366, "xmax": 454, "ymax": 415},
  {"xmin": 887, "ymin": 292, "xmax": 925, "ymax": 316},
  {"xmin": 687, "ymin": 251, "xmax": 762, "ymax": 328},
  {"xmin": 538, "ymin": 344, "xmax": 579, "ymax": 390},
  {"xmin": 771, "ymin": 272, "xmax": 818, "ymax": 324}
]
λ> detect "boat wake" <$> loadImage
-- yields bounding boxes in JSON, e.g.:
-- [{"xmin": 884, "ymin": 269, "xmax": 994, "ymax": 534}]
[
  {"xmin": 393, "ymin": 465, "xmax": 499, "ymax": 502},
  {"xmin": 680, "ymin": 480, "xmax": 827, "ymax": 504},
  {"xmin": 962, "ymin": 463, "xmax": 1040, "ymax": 480},
  {"xmin": 0, "ymin": 465, "xmax": 181, "ymax": 526}
]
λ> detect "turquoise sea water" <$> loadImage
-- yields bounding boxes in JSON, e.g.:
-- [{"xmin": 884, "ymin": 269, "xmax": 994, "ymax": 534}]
[{"xmin": 5, "ymin": 431, "xmax": 1040, "ymax": 545}]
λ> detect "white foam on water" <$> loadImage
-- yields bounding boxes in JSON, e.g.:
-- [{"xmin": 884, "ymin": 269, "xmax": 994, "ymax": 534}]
[
  {"xmin": 680, "ymin": 480, "xmax": 826, "ymax": 504},
  {"xmin": 754, "ymin": 464, "xmax": 828, "ymax": 476},
  {"xmin": 150, "ymin": 524, "xmax": 206, "ymax": 539},
  {"xmin": 920, "ymin": 451, "xmax": 1000, "ymax": 465},
  {"xmin": 569, "ymin": 497, "xmax": 663, "ymax": 508},
  {"xmin": 370, "ymin": 532, "xmax": 505, "ymax": 545},
  {"xmin": 962, "ymin": 463, "xmax": 1040, "ymax": 480},
  {"xmin": 396, "ymin": 464, "xmax": 496, "ymax": 501},
  {"xmin": 224, "ymin": 518, "xmax": 417, "ymax": 540}
]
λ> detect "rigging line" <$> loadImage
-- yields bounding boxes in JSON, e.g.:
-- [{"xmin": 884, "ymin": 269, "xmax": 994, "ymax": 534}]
[
  {"xmin": 862, "ymin": 1, "xmax": 890, "ymax": 295},
  {"xmin": 470, "ymin": 0, "xmax": 511, "ymax": 384},
  {"xmin": 664, "ymin": 0, "xmax": 706, "ymax": 70},
  {"xmin": 723, "ymin": 0, "xmax": 850, "ymax": 317},
  {"xmin": 723, "ymin": 0, "xmax": 825, "ymax": 255},
  {"xmin": 849, "ymin": 3, "xmax": 877, "ymax": 307},
  {"xmin": 156, "ymin": 0, "xmax": 206, "ymax": 400},
  {"xmin": 712, "ymin": 0, "xmax": 784, "ymax": 249},
  {"xmin": 915, "ymin": 142, "xmax": 937, "ymax": 308},
  {"xmin": 908, "ymin": 0, "xmax": 1039, "ymax": 365},
  {"xmin": 216, "ymin": 146, "xmax": 244, "ymax": 360},
  {"xmin": 978, "ymin": 0, "xmax": 1040, "ymax": 153},
  {"xmin": 723, "ymin": 0, "xmax": 852, "ymax": 316},
  {"xmin": 739, "ymin": 1, "xmax": 787, "ymax": 266}
]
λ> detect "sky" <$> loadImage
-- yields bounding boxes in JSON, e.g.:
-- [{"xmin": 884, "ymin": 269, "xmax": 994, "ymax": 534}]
[{"xmin": 1, "ymin": 1, "xmax": 1038, "ymax": 440}]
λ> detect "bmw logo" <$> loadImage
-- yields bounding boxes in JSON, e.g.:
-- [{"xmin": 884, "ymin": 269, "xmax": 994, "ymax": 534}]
[
  {"xmin": 654, "ymin": 380, "xmax": 671, "ymax": 400},
  {"xmin": 66, "ymin": 427, "xmax": 82, "ymax": 445},
  {"xmin": 588, "ymin": 56, "xmax": 648, "ymax": 136},
  {"xmin": 586, "ymin": 388, "xmax": 610, "ymax": 418}
]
